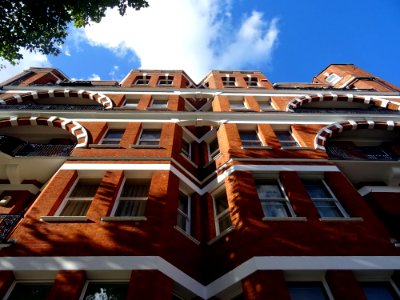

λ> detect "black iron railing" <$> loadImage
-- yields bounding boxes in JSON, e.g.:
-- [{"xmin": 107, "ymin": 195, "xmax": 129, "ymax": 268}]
[
  {"xmin": 0, "ymin": 136, "xmax": 75, "ymax": 157},
  {"xmin": 0, "ymin": 214, "xmax": 22, "ymax": 243},
  {"xmin": 0, "ymin": 104, "xmax": 105, "ymax": 111},
  {"xmin": 326, "ymin": 145, "xmax": 399, "ymax": 161}
]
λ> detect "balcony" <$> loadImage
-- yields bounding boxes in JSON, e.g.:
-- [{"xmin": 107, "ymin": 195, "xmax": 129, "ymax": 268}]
[
  {"xmin": 326, "ymin": 145, "xmax": 399, "ymax": 161},
  {"xmin": 0, "ymin": 214, "xmax": 22, "ymax": 243},
  {"xmin": 0, "ymin": 136, "xmax": 75, "ymax": 157},
  {"xmin": 294, "ymin": 107, "xmax": 399, "ymax": 114}
]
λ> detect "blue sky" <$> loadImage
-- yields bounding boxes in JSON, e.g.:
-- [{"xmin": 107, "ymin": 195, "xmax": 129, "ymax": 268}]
[{"xmin": 1, "ymin": 0, "xmax": 400, "ymax": 86}]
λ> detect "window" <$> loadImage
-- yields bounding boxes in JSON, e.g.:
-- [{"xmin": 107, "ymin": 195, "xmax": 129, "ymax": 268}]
[
  {"xmin": 208, "ymin": 138, "xmax": 220, "ymax": 160},
  {"xmin": 325, "ymin": 73, "xmax": 342, "ymax": 85},
  {"xmin": 275, "ymin": 131, "xmax": 299, "ymax": 147},
  {"xmin": 138, "ymin": 129, "xmax": 161, "ymax": 146},
  {"xmin": 101, "ymin": 129, "xmax": 124, "ymax": 145},
  {"xmin": 213, "ymin": 191, "xmax": 231, "ymax": 235},
  {"xmin": 181, "ymin": 138, "xmax": 191, "ymax": 159},
  {"xmin": 113, "ymin": 179, "xmax": 150, "ymax": 217},
  {"xmin": 240, "ymin": 130, "xmax": 262, "ymax": 147},
  {"xmin": 177, "ymin": 191, "xmax": 191, "ymax": 234},
  {"xmin": 222, "ymin": 77, "xmax": 236, "ymax": 87},
  {"xmin": 124, "ymin": 98, "xmax": 139, "ymax": 109},
  {"xmin": 360, "ymin": 282, "xmax": 399, "ymax": 300},
  {"xmin": 230, "ymin": 99, "xmax": 247, "ymax": 111},
  {"xmin": 256, "ymin": 180, "xmax": 295, "ymax": 218},
  {"xmin": 287, "ymin": 282, "xmax": 329, "ymax": 300},
  {"xmin": 7, "ymin": 282, "xmax": 53, "ymax": 300},
  {"xmin": 158, "ymin": 76, "xmax": 174, "ymax": 86},
  {"xmin": 134, "ymin": 75, "xmax": 150, "ymax": 85},
  {"xmin": 304, "ymin": 180, "xmax": 348, "ymax": 218},
  {"xmin": 149, "ymin": 98, "xmax": 168, "ymax": 109},
  {"xmin": 57, "ymin": 180, "xmax": 98, "ymax": 216},
  {"xmin": 82, "ymin": 282, "xmax": 129, "ymax": 300},
  {"xmin": 245, "ymin": 77, "xmax": 259, "ymax": 87}
]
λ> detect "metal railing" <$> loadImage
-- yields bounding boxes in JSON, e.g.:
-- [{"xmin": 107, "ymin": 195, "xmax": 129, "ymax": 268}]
[
  {"xmin": 294, "ymin": 107, "xmax": 399, "ymax": 114},
  {"xmin": 0, "ymin": 104, "xmax": 105, "ymax": 111},
  {"xmin": 326, "ymin": 145, "xmax": 399, "ymax": 161},
  {"xmin": 0, "ymin": 214, "xmax": 22, "ymax": 243},
  {"xmin": 0, "ymin": 136, "xmax": 75, "ymax": 157}
]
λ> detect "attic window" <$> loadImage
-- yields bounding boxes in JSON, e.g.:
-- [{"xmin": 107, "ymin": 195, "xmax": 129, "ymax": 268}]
[
  {"xmin": 158, "ymin": 76, "xmax": 174, "ymax": 86},
  {"xmin": 325, "ymin": 73, "xmax": 342, "ymax": 85},
  {"xmin": 134, "ymin": 76, "xmax": 150, "ymax": 85}
]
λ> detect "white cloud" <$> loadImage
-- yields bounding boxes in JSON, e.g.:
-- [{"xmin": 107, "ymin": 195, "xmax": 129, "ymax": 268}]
[
  {"xmin": 0, "ymin": 49, "xmax": 49, "ymax": 84},
  {"xmin": 81, "ymin": 0, "xmax": 279, "ymax": 82},
  {"xmin": 88, "ymin": 73, "xmax": 101, "ymax": 80}
]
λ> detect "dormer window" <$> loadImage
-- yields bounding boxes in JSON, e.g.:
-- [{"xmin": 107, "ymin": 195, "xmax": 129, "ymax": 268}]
[
  {"xmin": 134, "ymin": 76, "xmax": 150, "ymax": 85},
  {"xmin": 158, "ymin": 76, "xmax": 174, "ymax": 86},
  {"xmin": 222, "ymin": 77, "xmax": 236, "ymax": 87},
  {"xmin": 245, "ymin": 76, "xmax": 259, "ymax": 87}
]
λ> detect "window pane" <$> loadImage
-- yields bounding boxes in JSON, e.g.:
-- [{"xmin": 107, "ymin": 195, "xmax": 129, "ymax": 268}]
[
  {"xmin": 209, "ymin": 138, "xmax": 220, "ymax": 158},
  {"xmin": 304, "ymin": 182, "xmax": 330, "ymax": 199},
  {"xmin": 70, "ymin": 182, "xmax": 98, "ymax": 197},
  {"xmin": 61, "ymin": 200, "xmax": 91, "ymax": 216},
  {"xmin": 121, "ymin": 182, "xmax": 150, "ymax": 198},
  {"xmin": 177, "ymin": 213, "xmax": 189, "ymax": 233},
  {"xmin": 361, "ymin": 282, "xmax": 398, "ymax": 300},
  {"xmin": 288, "ymin": 283, "xmax": 328, "ymax": 300},
  {"xmin": 141, "ymin": 130, "xmax": 161, "ymax": 140},
  {"xmin": 105, "ymin": 130, "xmax": 123, "ymax": 139},
  {"xmin": 115, "ymin": 199, "xmax": 146, "ymax": 216},
  {"xmin": 178, "ymin": 192, "xmax": 189, "ymax": 213},
  {"xmin": 261, "ymin": 200, "xmax": 290, "ymax": 217},
  {"xmin": 8, "ymin": 282, "xmax": 52, "ymax": 300},
  {"xmin": 215, "ymin": 193, "xmax": 229, "ymax": 215},
  {"xmin": 83, "ymin": 282, "xmax": 128, "ymax": 300},
  {"xmin": 218, "ymin": 212, "xmax": 232, "ymax": 233},
  {"xmin": 314, "ymin": 200, "xmax": 343, "ymax": 218},
  {"xmin": 256, "ymin": 184, "xmax": 283, "ymax": 199}
]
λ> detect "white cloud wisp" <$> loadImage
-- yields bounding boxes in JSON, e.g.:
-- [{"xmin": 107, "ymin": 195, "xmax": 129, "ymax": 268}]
[{"xmin": 81, "ymin": 0, "xmax": 279, "ymax": 82}]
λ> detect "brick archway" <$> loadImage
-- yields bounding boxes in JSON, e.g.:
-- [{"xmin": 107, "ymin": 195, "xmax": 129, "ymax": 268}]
[
  {"xmin": 0, "ymin": 89, "xmax": 114, "ymax": 109},
  {"xmin": 0, "ymin": 116, "xmax": 88, "ymax": 147},
  {"xmin": 286, "ymin": 94, "xmax": 400, "ymax": 112},
  {"xmin": 314, "ymin": 120, "xmax": 400, "ymax": 150}
]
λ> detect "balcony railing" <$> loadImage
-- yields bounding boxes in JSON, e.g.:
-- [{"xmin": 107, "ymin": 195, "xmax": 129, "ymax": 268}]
[
  {"xmin": 0, "ymin": 136, "xmax": 75, "ymax": 157},
  {"xmin": 0, "ymin": 214, "xmax": 22, "ymax": 243},
  {"xmin": 326, "ymin": 145, "xmax": 399, "ymax": 161},
  {"xmin": 0, "ymin": 104, "xmax": 105, "ymax": 111}
]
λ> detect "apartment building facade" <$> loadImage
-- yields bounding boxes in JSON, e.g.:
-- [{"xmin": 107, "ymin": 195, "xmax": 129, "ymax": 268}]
[{"xmin": 0, "ymin": 64, "xmax": 399, "ymax": 299}]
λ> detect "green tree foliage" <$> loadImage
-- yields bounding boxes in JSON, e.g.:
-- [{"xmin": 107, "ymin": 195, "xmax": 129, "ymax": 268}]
[{"xmin": 0, "ymin": 0, "xmax": 149, "ymax": 64}]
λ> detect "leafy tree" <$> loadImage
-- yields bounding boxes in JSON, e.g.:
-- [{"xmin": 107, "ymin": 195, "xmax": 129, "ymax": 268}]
[{"xmin": 0, "ymin": 0, "xmax": 149, "ymax": 65}]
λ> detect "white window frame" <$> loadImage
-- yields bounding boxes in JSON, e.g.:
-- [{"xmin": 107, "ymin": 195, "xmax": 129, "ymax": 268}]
[
  {"xmin": 149, "ymin": 98, "xmax": 168, "ymax": 109},
  {"xmin": 239, "ymin": 130, "xmax": 263, "ymax": 147},
  {"xmin": 212, "ymin": 187, "xmax": 232, "ymax": 236},
  {"xmin": 181, "ymin": 137, "xmax": 192, "ymax": 159},
  {"xmin": 245, "ymin": 76, "xmax": 259, "ymax": 87},
  {"xmin": 100, "ymin": 128, "xmax": 124, "ymax": 145},
  {"xmin": 208, "ymin": 137, "xmax": 220, "ymax": 161},
  {"xmin": 222, "ymin": 76, "xmax": 237, "ymax": 87},
  {"xmin": 255, "ymin": 179, "xmax": 296, "ymax": 218},
  {"xmin": 157, "ymin": 75, "xmax": 174, "ymax": 86},
  {"xmin": 177, "ymin": 190, "xmax": 191, "ymax": 234},
  {"xmin": 137, "ymin": 128, "xmax": 161, "ymax": 146},
  {"xmin": 134, "ymin": 76, "xmax": 150, "ymax": 85},
  {"xmin": 110, "ymin": 178, "xmax": 150, "ymax": 219},
  {"xmin": 55, "ymin": 179, "xmax": 99, "ymax": 217},
  {"xmin": 304, "ymin": 179, "xmax": 349, "ymax": 218}
]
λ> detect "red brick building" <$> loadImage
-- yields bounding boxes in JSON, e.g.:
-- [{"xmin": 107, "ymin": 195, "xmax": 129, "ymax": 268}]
[{"xmin": 0, "ymin": 64, "xmax": 399, "ymax": 299}]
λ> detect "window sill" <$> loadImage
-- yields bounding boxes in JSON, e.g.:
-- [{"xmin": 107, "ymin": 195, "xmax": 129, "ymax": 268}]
[
  {"xmin": 89, "ymin": 144, "xmax": 121, "ymax": 148},
  {"xmin": 281, "ymin": 146, "xmax": 312, "ymax": 150},
  {"xmin": 40, "ymin": 216, "xmax": 89, "ymax": 222},
  {"xmin": 241, "ymin": 146, "xmax": 273, "ymax": 150},
  {"xmin": 319, "ymin": 217, "xmax": 364, "ymax": 222},
  {"xmin": 263, "ymin": 217, "xmax": 307, "ymax": 221},
  {"xmin": 101, "ymin": 216, "xmax": 147, "ymax": 222},
  {"xmin": 173, "ymin": 226, "xmax": 200, "ymax": 245},
  {"xmin": 129, "ymin": 144, "xmax": 163, "ymax": 149},
  {"xmin": 207, "ymin": 226, "xmax": 235, "ymax": 245}
]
